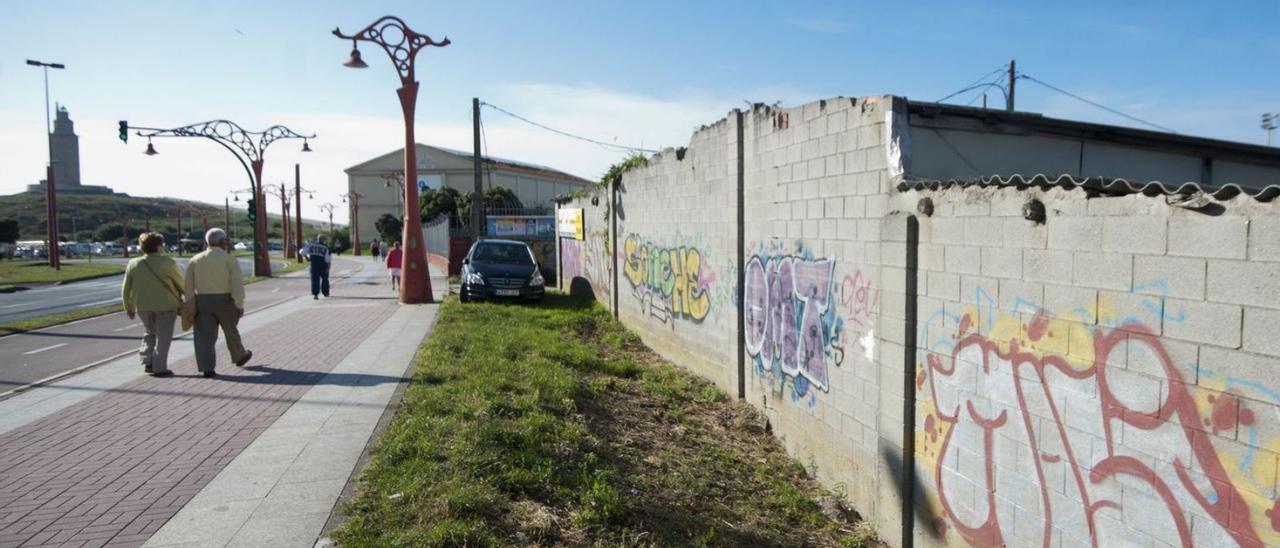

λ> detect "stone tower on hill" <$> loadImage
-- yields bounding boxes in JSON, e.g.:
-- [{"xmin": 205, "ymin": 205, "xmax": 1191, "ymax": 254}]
[{"xmin": 26, "ymin": 105, "xmax": 115, "ymax": 194}]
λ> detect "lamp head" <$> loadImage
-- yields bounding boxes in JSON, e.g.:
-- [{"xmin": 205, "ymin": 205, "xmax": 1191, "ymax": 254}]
[
  {"xmin": 302, "ymin": 139, "xmax": 312, "ymax": 152},
  {"xmin": 144, "ymin": 140, "xmax": 158, "ymax": 156},
  {"xmin": 343, "ymin": 42, "xmax": 368, "ymax": 69}
]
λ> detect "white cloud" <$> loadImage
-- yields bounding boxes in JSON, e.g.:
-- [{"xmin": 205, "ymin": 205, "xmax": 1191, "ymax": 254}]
[{"xmin": 0, "ymin": 84, "xmax": 762, "ymax": 224}]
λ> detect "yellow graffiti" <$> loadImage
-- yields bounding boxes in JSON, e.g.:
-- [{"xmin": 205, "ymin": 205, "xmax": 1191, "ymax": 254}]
[{"xmin": 622, "ymin": 235, "xmax": 711, "ymax": 322}]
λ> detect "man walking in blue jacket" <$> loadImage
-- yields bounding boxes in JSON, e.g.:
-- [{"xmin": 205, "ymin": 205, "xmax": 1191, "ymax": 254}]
[{"xmin": 302, "ymin": 235, "xmax": 332, "ymax": 299}]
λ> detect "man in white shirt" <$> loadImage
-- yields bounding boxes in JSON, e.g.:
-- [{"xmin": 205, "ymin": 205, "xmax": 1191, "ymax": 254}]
[
  {"xmin": 184, "ymin": 228, "xmax": 252, "ymax": 377},
  {"xmin": 302, "ymin": 234, "xmax": 332, "ymax": 300}
]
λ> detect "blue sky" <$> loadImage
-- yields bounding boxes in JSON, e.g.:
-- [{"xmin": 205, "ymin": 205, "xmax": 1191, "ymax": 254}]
[{"xmin": 2, "ymin": 0, "xmax": 1277, "ymax": 222}]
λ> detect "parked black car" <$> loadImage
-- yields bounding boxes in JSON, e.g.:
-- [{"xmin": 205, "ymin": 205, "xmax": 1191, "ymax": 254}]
[{"xmin": 460, "ymin": 239, "xmax": 546, "ymax": 303}]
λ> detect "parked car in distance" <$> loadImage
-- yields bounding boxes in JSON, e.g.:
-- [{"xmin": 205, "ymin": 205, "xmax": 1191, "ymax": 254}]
[
  {"xmin": 460, "ymin": 239, "xmax": 545, "ymax": 303},
  {"xmin": 233, "ymin": 242, "xmax": 251, "ymax": 251}
]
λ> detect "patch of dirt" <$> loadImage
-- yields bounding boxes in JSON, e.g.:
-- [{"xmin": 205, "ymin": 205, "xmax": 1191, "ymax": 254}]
[{"xmin": 571, "ymin": 329, "xmax": 886, "ymax": 547}]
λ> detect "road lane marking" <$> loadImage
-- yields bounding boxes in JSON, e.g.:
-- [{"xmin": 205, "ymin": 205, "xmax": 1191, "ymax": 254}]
[
  {"xmin": 23, "ymin": 343, "xmax": 68, "ymax": 355},
  {"xmin": 76, "ymin": 299, "xmax": 121, "ymax": 309},
  {"xmin": 111, "ymin": 324, "xmax": 139, "ymax": 332}
]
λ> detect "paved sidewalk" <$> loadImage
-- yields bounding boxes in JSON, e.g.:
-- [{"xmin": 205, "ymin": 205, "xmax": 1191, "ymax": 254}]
[{"xmin": 0, "ymin": 259, "xmax": 443, "ymax": 547}]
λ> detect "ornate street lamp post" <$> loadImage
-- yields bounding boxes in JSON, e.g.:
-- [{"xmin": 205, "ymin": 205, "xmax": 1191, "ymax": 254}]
[
  {"xmin": 341, "ymin": 191, "xmax": 365, "ymax": 256},
  {"xmin": 319, "ymin": 202, "xmax": 336, "ymax": 246},
  {"xmin": 334, "ymin": 16, "xmax": 447, "ymax": 303},
  {"xmin": 123, "ymin": 120, "xmax": 313, "ymax": 277}
]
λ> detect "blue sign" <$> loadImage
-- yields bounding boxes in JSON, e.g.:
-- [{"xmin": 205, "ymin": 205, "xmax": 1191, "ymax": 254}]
[{"xmin": 485, "ymin": 216, "xmax": 555, "ymax": 238}]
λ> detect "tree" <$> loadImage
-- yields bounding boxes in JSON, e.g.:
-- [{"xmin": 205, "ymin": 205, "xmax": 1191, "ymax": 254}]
[
  {"xmin": 418, "ymin": 186, "xmax": 462, "ymax": 223},
  {"xmin": 94, "ymin": 222, "xmax": 145, "ymax": 244},
  {"xmin": 374, "ymin": 213, "xmax": 403, "ymax": 244},
  {"xmin": 457, "ymin": 186, "xmax": 524, "ymax": 227},
  {"xmin": 330, "ymin": 227, "xmax": 351, "ymax": 254},
  {"xmin": 0, "ymin": 219, "xmax": 18, "ymax": 244}
]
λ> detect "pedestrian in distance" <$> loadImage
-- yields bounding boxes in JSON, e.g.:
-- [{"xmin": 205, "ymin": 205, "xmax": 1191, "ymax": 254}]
[
  {"xmin": 386, "ymin": 241, "xmax": 403, "ymax": 292},
  {"xmin": 380, "ymin": 240, "xmax": 388, "ymax": 262},
  {"xmin": 185, "ymin": 228, "xmax": 252, "ymax": 378},
  {"xmin": 303, "ymin": 234, "xmax": 332, "ymax": 299},
  {"xmin": 121, "ymin": 232, "xmax": 184, "ymax": 377},
  {"xmin": 370, "ymin": 239, "xmax": 380, "ymax": 262}
]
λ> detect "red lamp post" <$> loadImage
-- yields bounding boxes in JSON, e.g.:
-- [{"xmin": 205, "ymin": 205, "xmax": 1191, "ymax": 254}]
[
  {"xmin": 118, "ymin": 214, "xmax": 130, "ymax": 258},
  {"xmin": 341, "ymin": 191, "xmax": 364, "ymax": 256},
  {"xmin": 334, "ymin": 16, "xmax": 447, "ymax": 304},
  {"xmin": 264, "ymin": 183, "xmax": 292, "ymax": 259},
  {"xmin": 319, "ymin": 203, "xmax": 336, "ymax": 246}
]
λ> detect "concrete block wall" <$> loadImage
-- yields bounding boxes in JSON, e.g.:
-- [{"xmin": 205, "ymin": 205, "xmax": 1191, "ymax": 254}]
[
  {"xmin": 741, "ymin": 96, "xmax": 898, "ymax": 533},
  {"xmin": 558, "ymin": 186, "xmax": 613, "ymax": 307},
  {"xmin": 557, "ymin": 93, "xmax": 1280, "ymax": 548},
  {"xmin": 612, "ymin": 117, "xmax": 739, "ymax": 390},
  {"xmin": 895, "ymin": 184, "xmax": 1280, "ymax": 547}
]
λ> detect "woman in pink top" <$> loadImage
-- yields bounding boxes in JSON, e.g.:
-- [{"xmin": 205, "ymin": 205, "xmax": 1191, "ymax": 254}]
[{"xmin": 385, "ymin": 241, "xmax": 403, "ymax": 291}]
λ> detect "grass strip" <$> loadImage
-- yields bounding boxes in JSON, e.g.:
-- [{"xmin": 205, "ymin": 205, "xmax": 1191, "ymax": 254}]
[
  {"xmin": 334, "ymin": 294, "xmax": 881, "ymax": 547},
  {"xmin": 0, "ymin": 261, "xmax": 125, "ymax": 285},
  {"xmin": 0, "ymin": 304, "xmax": 122, "ymax": 336}
]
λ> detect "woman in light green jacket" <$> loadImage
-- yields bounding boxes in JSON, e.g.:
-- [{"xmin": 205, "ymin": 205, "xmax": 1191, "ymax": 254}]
[{"xmin": 122, "ymin": 232, "xmax": 185, "ymax": 377}]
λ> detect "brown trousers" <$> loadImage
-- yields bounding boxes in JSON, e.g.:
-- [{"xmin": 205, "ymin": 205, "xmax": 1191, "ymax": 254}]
[{"xmin": 193, "ymin": 294, "xmax": 248, "ymax": 372}]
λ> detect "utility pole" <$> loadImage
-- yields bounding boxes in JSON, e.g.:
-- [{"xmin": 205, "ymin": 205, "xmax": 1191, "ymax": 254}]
[
  {"xmin": 119, "ymin": 214, "xmax": 130, "ymax": 258},
  {"xmin": 224, "ymin": 197, "xmax": 231, "ymax": 235},
  {"xmin": 472, "ymin": 97, "xmax": 483, "ymax": 238},
  {"xmin": 175, "ymin": 209, "xmax": 183, "ymax": 257},
  {"xmin": 1263, "ymin": 113, "xmax": 1277, "ymax": 146},
  {"xmin": 1006, "ymin": 59, "xmax": 1016, "ymax": 112},
  {"xmin": 295, "ymin": 163, "xmax": 303, "ymax": 260}
]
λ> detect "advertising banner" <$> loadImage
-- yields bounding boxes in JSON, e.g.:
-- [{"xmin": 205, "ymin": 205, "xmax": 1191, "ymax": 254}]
[{"xmin": 557, "ymin": 208, "xmax": 584, "ymax": 240}]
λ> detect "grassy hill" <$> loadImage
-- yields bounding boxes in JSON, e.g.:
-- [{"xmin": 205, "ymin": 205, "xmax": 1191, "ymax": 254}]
[{"xmin": 0, "ymin": 191, "xmax": 330, "ymax": 244}]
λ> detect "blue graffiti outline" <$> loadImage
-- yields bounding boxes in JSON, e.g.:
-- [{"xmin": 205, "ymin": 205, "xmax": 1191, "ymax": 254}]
[{"xmin": 746, "ymin": 240, "xmax": 843, "ymax": 401}]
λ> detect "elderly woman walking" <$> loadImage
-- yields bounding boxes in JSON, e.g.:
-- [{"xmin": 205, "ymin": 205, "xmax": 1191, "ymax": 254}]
[
  {"xmin": 185, "ymin": 228, "xmax": 253, "ymax": 377},
  {"xmin": 121, "ymin": 232, "xmax": 184, "ymax": 377}
]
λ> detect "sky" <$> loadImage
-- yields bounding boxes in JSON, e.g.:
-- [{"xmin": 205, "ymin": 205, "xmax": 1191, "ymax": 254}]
[{"xmin": 2, "ymin": 0, "xmax": 1277, "ymax": 224}]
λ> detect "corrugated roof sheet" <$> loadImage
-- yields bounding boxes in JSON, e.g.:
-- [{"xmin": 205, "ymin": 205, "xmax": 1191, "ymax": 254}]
[{"xmin": 897, "ymin": 174, "xmax": 1280, "ymax": 203}]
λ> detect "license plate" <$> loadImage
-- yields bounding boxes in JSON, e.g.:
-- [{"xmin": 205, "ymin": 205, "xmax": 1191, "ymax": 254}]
[{"xmin": 495, "ymin": 289, "xmax": 520, "ymax": 296}]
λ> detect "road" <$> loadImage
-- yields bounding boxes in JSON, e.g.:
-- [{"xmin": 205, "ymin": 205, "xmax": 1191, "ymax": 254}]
[
  {"xmin": 0, "ymin": 256, "xmax": 289, "ymax": 325},
  {"xmin": 0, "ymin": 256, "xmax": 375, "ymax": 394}
]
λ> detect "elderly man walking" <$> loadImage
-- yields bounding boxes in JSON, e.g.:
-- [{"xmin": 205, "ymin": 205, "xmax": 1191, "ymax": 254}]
[
  {"xmin": 184, "ymin": 228, "xmax": 252, "ymax": 377},
  {"xmin": 122, "ymin": 232, "xmax": 184, "ymax": 377},
  {"xmin": 302, "ymin": 234, "xmax": 332, "ymax": 299}
]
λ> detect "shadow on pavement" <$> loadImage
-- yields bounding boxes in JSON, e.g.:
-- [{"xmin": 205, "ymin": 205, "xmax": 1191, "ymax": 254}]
[{"xmin": 225, "ymin": 364, "xmax": 409, "ymax": 387}]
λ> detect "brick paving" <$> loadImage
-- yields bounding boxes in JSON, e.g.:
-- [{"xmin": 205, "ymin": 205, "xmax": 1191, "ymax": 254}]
[{"xmin": 0, "ymin": 283, "xmax": 399, "ymax": 548}]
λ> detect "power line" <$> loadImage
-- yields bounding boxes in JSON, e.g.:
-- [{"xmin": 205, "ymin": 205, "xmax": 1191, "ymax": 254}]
[
  {"xmin": 937, "ymin": 65, "xmax": 1007, "ymax": 103},
  {"xmin": 1018, "ymin": 73, "xmax": 1178, "ymax": 134},
  {"xmin": 480, "ymin": 101, "xmax": 658, "ymax": 154},
  {"xmin": 965, "ymin": 71, "xmax": 1007, "ymax": 107}
]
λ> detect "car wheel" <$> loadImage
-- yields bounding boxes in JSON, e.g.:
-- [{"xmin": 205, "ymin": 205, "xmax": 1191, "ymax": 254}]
[{"xmin": 459, "ymin": 286, "xmax": 471, "ymax": 303}]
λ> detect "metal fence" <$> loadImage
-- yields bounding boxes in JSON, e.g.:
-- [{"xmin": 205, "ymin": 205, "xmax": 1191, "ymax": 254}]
[{"xmin": 423, "ymin": 214, "xmax": 450, "ymax": 260}]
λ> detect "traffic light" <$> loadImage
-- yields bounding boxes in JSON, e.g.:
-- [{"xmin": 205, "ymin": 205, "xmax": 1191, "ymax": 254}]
[
  {"xmin": 118, "ymin": 121, "xmax": 128, "ymax": 143},
  {"xmin": 246, "ymin": 197, "xmax": 257, "ymax": 223}
]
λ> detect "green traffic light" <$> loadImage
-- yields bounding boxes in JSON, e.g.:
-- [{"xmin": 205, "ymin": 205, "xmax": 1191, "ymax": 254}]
[{"xmin": 118, "ymin": 121, "xmax": 128, "ymax": 143}]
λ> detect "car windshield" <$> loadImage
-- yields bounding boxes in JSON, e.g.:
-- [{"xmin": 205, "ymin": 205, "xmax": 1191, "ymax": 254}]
[{"xmin": 472, "ymin": 243, "xmax": 533, "ymax": 265}]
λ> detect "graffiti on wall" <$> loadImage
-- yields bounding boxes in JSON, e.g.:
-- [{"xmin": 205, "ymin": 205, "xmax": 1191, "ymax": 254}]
[
  {"xmin": 583, "ymin": 229, "xmax": 611, "ymax": 302},
  {"xmin": 839, "ymin": 270, "xmax": 880, "ymax": 364},
  {"xmin": 916, "ymin": 284, "xmax": 1280, "ymax": 547},
  {"xmin": 561, "ymin": 239, "xmax": 584, "ymax": 283},
  {"xmin": 743, "ymin": 241, "xmax": 851, "ymax": 399},
  {"xmin": 622, "ymin": 234, "xmax": 713, "ymax": 326}
]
